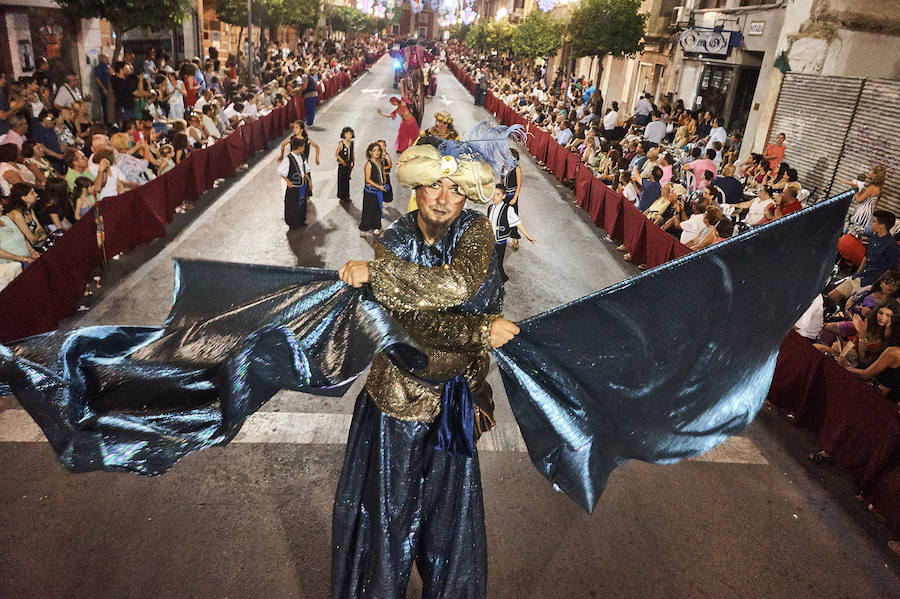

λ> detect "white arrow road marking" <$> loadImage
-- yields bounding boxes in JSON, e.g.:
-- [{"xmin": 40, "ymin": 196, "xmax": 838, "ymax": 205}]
[
  {"xmin": 438, "ymin": 94, "xmax": 454, "ymax": 106},
  {"xmin": 361, "ymin": 88, "xmax": 388, "ymax": 100}
]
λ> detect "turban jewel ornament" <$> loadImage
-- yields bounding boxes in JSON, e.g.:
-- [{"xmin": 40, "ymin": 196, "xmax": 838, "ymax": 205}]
[{"xmin": 396, "ymin": 122, "xmax": 527, "ymax": 203}]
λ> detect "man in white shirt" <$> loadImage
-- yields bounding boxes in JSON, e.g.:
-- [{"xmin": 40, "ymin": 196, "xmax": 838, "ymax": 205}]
[
  {"xmin": 704, "ymin": 117, "xmax": 727, "ymax": 151},
  {"xmin": 556, "ymin": 122, "xmax": 573, "ymax": 146},
  {"xmin": 643, "ymin": 111, "xmax": 666, "ymax": 144},
  {"xmin": 201, "ymin": 104, "xmax": 222, "ymax": 139},
  {"xmin": 602, "ymin": 103, "xmax": 619, "ymax": 133},
  {"xmin": 193, "ymin": 88, "xmax": 213, "ymax": 112},
  {"xmin": 223, "ymin": 101, "xmax": 243, "ymax": 124},
  {"xmin": 634, "ymin": 94, "xmax": 653, "ymax": 125},
  {"xmin": 54, "ymin": 73, "xmax": 85, "ymax": 110}
]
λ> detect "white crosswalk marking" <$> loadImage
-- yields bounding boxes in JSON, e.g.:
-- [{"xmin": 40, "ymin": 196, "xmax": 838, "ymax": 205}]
[{"xmin": 0, "ymin": 408, "xmax": 767, "ymax": 463}]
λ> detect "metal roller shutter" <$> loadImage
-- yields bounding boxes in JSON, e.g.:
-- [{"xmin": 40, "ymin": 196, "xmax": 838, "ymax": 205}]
[
  {"xmin": 832, "ymin": 78, "xmax": 900, "ymax": 215},
  {"xmin": 769, "ymin": 73, "xmax": 862, "ymax": 199}
]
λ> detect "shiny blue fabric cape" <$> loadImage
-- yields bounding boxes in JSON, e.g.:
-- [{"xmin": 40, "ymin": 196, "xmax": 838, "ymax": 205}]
[
  {"xmin": 0, "ymin": 193, "xmax": 851, "ymax": 511},
  {"xmin": 493, "ymin": 192, "xmax": 851, "ymax": 512}
]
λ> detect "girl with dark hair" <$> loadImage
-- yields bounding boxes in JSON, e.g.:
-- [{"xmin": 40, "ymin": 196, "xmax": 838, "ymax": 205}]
[
  {"xmin": 335, "ymin": 127, "xmax": 354, "ymax": 203},
  {"xmin": 37, "ymin": 176, "xmax": 73, "ymax": 231},
  {"xmin": 359, "ymin": 142, "xmax": 386, "ymax": 237},
  {"xmin": 6, "ymin": 183, "xmax": 50, "ymax": 251},
  {"xmin": 280, "ymin": 120, "xmax": 320, "ymax": 166},
  {"xmin": 73, "ymin": 176, "xmax": 98, "ymax": 220},
  {"xmin": 377, "ymin": 97, "xmax": 419, "ymax": 153},
  {"xmin": 377, "ymin": 139, "xmax": 393, "ymax": 207}
]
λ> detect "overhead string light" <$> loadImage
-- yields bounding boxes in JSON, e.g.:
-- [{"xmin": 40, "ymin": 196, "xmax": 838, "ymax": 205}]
[{"xmin": 537, "ymin": 0, "xmax": 557, "ymax": 12}]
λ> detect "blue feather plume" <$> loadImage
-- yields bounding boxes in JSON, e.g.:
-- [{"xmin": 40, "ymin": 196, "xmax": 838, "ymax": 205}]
[{"xmin": 437, "ymin": 122, "xmax": 528, "ymax": 175}]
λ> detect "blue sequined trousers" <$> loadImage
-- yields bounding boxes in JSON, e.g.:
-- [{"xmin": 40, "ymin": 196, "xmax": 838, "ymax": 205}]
[{"xmin": 332, "ymin": 390, "xmax": 486, "ymax": 599}]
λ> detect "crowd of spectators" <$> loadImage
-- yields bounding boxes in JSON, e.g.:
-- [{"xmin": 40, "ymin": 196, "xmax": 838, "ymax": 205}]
[
  {"xmin": 453, "ymin": 43, "xmax": 900, "ymax": 399},
  {"xmin": 0, "ymin": 36, "xmax": 383, "ymax": 290},
  {"xmin": 450, "ymin": 41, "xmax": 814, "ymax": 257}
]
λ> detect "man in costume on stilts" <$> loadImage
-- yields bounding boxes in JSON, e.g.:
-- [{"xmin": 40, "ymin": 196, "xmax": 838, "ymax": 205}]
[{"xmin": 333, "ymin": 137, "xmax": 519, "ymax": 598}]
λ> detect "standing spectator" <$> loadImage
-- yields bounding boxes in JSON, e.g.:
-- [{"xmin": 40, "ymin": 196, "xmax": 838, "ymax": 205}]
[
  {"xmin": 829, "ymin": 210, "xmax": 900, "ymax": 303},
  {"xmin": 93, "ymin": 54, "xmax": 111, "ymax": 123},
  {"xmin": 143, "ymin": 49, "xmax": 157, "ymax": 76},
  {"xmin": 764, "ymin": 132, "xmax": 786, "ymax": 173},
  {"xmin": 301, "ymin": 68, "xmax": 319, "ymax": 126},
  {"xmin": 164, "ymin": 70, "xmax": 186, "ymax": 120},
  {"xmin": 704, "ymin": 117, "xmax": 727, "ymax": 151},
  {"xmin": 634, "ymin": 93, "xmax": 653, "ymax": 126},
  {"xmin": 845, "ymin": 164, "xmax": 886, "ymax": 234},
  {"xmin": 183, "ymin": 64, "xmax": 200, "ymax": 109},
  {"xmin": 110, "ymin": 61, "xmax": 138, "ymax": 125},
  {"xmin": 602, "ymin": 102, "xmax": 620, "ymax": 137}
]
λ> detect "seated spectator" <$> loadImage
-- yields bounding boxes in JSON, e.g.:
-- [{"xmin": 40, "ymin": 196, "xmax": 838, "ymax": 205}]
[
  {"xmin": 0, "ymin": 203, "xmax": 38, "ymax": 287},
  {"xmin": 713, "ymin": 217, "xmax": 733, "ymax": 243},
  {"xmin": 659, "ymin": 152, "xmax": 674, "ymax": 184},
  {"xmin": 159, "ymin": 143, "xmax": 178, "ymax": 173},
  {"xmin": 29, "ymin": 109, "xmax": 65, "ymax": 172},
  {"xmin": 628, "ymin": 140, "xmax": 649, "ymax": 172},
  {"xmin": 639, "ymin": 147, "xmax": 659, "ymax": 179},
  {"xmin": 733, "ymin": 186, "xmax": 777, "ymax": 226},
  {"xmin": 688, "ymin": 148, "xmax": 718, "ymax": 183},
  {"xmin": 713, "ymin": 164, "xmax": 743, "ymax": 205},
  {"xmin": 0, "ymin": 142, "xmax": 37, "ymax": 196},
  {"xmin": 685, "ymin": 204, "xmax": 723, "ymax": 251},
  {"xmin": 704, "ymin": 117, "xmax": 727, "ymax": 151},
  {"xmin": 5, "ymin": 183, "xmax": 50, "ymax": 251},
  {"xmin": 201, "ymin": 104, "xmax": 222, "ymax": 139},
  {"xmin": 62, "ymin": 148, "xmax": 97, "ymax": 192},
  {"xmin": 775, "ymin": 186, "xmax": 801, "ymax": 217},
  {"xmin": 92, "ymin": 148, "xmax": 134, "ymax": 199},
  {"xmin": 828, "ymin": 210, "xmax": 900, "ymax": 303},
  {"xmin": 817, "ymin": 301, "xmax": 898, "ymax": 369},
  {"xmin": 22, "ymin": 140, "xmax": 55, "ymax": 186},
  {"xmin": 844, "ymin": 164, "xmax": 886, "ymax": 234},
  {"xmin": 644, "ymin": 111, "xmax": 666, "ymax": 144},
  {"xmin": 172, "ymin": 132, "xmax": 190, "ymax": 163},
  {"xmin": 793, "ymin": 295, "xmax": 825, "ymax": 343},
  {"xmin": 37, "ymin": 176, "xmax": 73, "ymax": 232},
  {"xmin": 0, "ymin": 115, "xmax": 28, "ymax": 148},
  {"xmin": 110, "ymin": 132, "xmax": 153, "ymax": 184},
  {"xmin": 664, "ymin": 195, "xmax": 710, "ymax": 244},
  {"xmin": 633, "ymin": 165, "xmax": 663, "ymax": 211}
]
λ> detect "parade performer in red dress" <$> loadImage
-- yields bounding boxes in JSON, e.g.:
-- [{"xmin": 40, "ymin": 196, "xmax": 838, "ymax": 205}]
[{"xmin": 378, "ymin": 96, "xmax": 420, "ymax": 153}]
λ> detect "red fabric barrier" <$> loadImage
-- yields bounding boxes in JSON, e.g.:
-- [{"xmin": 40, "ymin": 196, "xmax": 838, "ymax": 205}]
[
  {"xmin": 0, "ymin": 259, "xmax": 56, "ymax": 341},
  {"xmin": 867, "ymin": 463, "xmax": 900, "ymax": 536},
  {"xmin": 554, "ymin": 147, "xmax": 569, "ymax": 181},
  {"xmin": 603, "ymin": 187, "xmax": 624, "ymax": 240},
  {"xmin": 817, "ymin": 356, "xmax": 900, "ymax": 487},
  {"xmin": 565, "ymin": 152, "xmax": 579, "ymax": 182},
  {"xmin": 588, "ymin": 179, "xmax": 608, "ymax": 227},
  {"xmin": 621, "ymin": 202, "xmax": 648, "ymax": 265},
  {"xmin": 766, "ymin": 331, "xmax": 900, "ymax": 532},
  {"xmin": 546, "ymin": 142, "xmax": 559, "ymax": 176},
  {"xmin": 42, "ymin": 216, "xmax": 101, "ymax": 322},
  {"xmin": 642, "ymin": 222, "xmax": 677, "ymax": 268},
  {"xmin": 574, "ymin": 164, "xmax": 593, "ymax": 209}
]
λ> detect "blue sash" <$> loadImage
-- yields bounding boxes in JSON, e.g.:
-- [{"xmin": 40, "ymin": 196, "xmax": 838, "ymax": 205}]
[{"xmin": 366, "ymin": 184, "xmax": 384, "ymax": 217}]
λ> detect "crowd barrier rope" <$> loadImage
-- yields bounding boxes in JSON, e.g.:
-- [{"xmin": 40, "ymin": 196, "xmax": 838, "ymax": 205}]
[
  {"xmin": 449, "ymin": 57, "xmax": 900, "ymax": 538},
  {"xmin": 0, "ymin": 52, "xmax": 383, "ymax": 343}
]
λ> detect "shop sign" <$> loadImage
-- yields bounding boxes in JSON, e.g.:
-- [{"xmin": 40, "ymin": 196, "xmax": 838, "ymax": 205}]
[
  {"xmin": 748, "ymin": 21, "xmax": 765, "ymax": 36},
  {"xmin": 679, "ymin": 28, "xmax": 733, "ymax": 57}
]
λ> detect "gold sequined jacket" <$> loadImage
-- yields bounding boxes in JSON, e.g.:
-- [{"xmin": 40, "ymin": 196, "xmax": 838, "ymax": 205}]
[{"xmin": 366, "ymin": 210, "xmax": 503, "ymax": 426}]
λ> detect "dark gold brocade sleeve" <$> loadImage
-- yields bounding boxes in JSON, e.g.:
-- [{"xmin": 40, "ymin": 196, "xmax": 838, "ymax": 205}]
[{"xmin": 368, "ymin": 218, "xmax": 495, "ymax": 311}]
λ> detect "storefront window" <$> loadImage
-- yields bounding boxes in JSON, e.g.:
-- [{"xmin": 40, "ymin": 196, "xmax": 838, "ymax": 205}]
[{"xmin": 695, "ymin": 64, "xmax": 733, "ymax": 117}]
